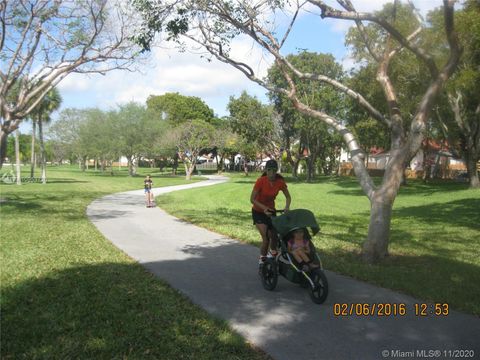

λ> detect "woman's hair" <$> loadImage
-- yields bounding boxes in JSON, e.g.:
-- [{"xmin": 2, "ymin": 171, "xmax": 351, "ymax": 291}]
[{"xmin": 265, "ymin": 159, "xmax": 278, "ymax": 170}]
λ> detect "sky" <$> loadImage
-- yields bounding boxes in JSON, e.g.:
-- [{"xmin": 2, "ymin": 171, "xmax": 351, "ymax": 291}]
[{"xmin": 20, "ymin": 0, "xmax": 443, "ymax": 132}]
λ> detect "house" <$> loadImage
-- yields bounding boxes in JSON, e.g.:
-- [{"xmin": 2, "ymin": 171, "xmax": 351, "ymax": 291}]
[{"xmin": 338, "ymin": 140, "xmax": 467, "ymax": 179}]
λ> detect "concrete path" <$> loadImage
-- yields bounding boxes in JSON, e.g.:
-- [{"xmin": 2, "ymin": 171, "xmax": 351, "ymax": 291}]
[{"xmin": 87, "ymin": 176, "xmax": 479, "ymax": 360}]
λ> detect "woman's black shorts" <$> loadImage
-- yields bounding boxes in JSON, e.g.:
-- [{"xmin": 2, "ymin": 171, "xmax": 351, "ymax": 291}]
[{"xmin": 252, "ymin": 209, "xmax": 275, "ymax": 228}]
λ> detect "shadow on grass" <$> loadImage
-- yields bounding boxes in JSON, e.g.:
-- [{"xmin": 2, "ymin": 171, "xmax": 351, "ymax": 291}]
[
  {"xmin": 0, "ymin": 178, "xmax": 89, "ymax": 185},
  {"xmin": 393, "ymin": 198, "xmax": 480, "ymax": 230},
  {"xmin": 0, "ymin": 192, "xmax": 106, "ymax": 221},
  {"xmin": 319, "ymin": 247, "xmax": 480, "ymax": 316},
  {"xmin": 1, "ymin": 262, "xmax": 269, "ymax": 360},
  {"xmin": 314, "ymin": 177, "xmax": 472, "ymax": 197},
  {"xmin": 45, "ymin": 178, "xmax": 89, "ymax": 184}
]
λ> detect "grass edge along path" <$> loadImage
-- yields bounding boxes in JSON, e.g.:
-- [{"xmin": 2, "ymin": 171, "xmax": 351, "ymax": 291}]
[
  {"xmin": 0, "ymin": 166, "xmax": 272, "ymax": 360},
  {"xmin": 156, "ymin": 173, "xmax": 480, "ymax": 317}
]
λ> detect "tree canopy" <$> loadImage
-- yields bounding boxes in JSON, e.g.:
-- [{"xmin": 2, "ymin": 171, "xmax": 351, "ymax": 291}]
[{"xmin": 146, "ymin": 92, "xmax": 215, "ymax": 125}]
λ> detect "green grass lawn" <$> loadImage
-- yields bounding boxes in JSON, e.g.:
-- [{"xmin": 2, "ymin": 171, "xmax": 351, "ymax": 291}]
[
  {"xmin": 0, "ymin": 166, "xmax": 270, "ymax": 360},
  {"xmin": 156, "ymin": 173, "xmax": 480, "ymax": 316}
]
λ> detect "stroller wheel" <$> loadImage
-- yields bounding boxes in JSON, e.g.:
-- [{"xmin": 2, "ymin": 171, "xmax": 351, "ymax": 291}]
[
  {"xmin": 308, "ymin": 269, "xmax": 328, "ymax": 304},
  {"xmin": 260, "ymin": 258, "xmax": 278, "ymax": 291}
]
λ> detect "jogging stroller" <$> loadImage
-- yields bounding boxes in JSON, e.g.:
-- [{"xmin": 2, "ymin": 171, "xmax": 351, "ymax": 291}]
[{"xmin": 259, "ymin": 209, "xmax": 329, "ymax": 304}]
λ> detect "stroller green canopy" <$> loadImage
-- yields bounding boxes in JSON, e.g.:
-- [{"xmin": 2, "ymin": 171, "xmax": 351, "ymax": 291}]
[{"xmin": 271, "ymin": 209, "xmax": 320, "ymax": 239}]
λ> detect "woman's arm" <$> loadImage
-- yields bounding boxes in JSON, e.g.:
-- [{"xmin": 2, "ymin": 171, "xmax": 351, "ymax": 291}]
[
  {"xmin": 282, "ymin": 188, "xmax": 291, "ymax": 211},
  {"xmin": 250, "ymin": 189, "xmax": 272, "ymax": 213}
]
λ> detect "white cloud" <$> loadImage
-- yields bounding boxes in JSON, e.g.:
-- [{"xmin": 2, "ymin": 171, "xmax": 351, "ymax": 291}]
[{"xmin": 56, "ymin": 37, "xmax": 270, "ymax": 116}]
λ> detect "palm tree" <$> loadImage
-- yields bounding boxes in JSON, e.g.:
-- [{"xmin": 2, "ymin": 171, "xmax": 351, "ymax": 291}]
[{"xmin": 29, "ymin": 88, "xmax": 62, "ymax": 184}]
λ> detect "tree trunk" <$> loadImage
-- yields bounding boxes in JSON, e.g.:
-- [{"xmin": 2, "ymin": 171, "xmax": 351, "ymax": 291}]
[
  {"xmin": 128, "ymin": 157, "xmax": 134, "ymax": 176},
  {"xmin": 293, "ymin": 159, "xmax": 300, "ymax": 177},
  {"xmin": 80, "ymin": 156, "xmax": 87, "ymax": 171},
  {"xmin": 38, "ymin": 118, "xmax": 47, "ymax": 184},
  {"xmin": 217, "ymin": 154, "xmax": 225, "ymax": 173},
  {"xmin": 466, "ymin": 157, "xmax": 479, "ymax": 188},
  {"xmin": 30, "ymin": 120, "xmax": 37, "ymax": 178},
  {"xmin": 362, "ymin": 193, "xmax": 393, "ymax": 263},
  {"xmin": 184, "ymin": 160, "xmax": 195, "ymax": 180},
  {"xmin": 0, "ymin": 132, "xmax": 7, "ymax": 169},
  {"xmin": 361, "ymin": 150, "xmax": 405, "ymax": 262},
  {"xmin": 172, "ymin": 153, "xmax": 178, "ymax": 175},
  {"xmin": 306, "ymin": 157, "xmax": 313, "ymax": 182},
  {"xmin": 306, "ymin": 153, "xmax": 317, "ymax": 182},
  {"xmin": 15, "ymin": 130, "xmax": 21, "ymax": 185}
]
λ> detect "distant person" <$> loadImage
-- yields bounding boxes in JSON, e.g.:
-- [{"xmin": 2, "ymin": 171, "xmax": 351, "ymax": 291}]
[
  {"xmin": 250, "ymin": 159, "xmax": 291, "ymax": 269},
  {"xmin": 287, "ymin": 228, "xmax": 319, "ymax": 272},
  {"xmin": 144, "ymin": 175, "xmax": 154, "ymax": 207}
]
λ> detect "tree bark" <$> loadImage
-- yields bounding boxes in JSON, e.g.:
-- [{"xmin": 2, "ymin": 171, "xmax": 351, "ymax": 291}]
[
  {"xmin": 128, "ymin": 159, "xmax": 133, "ymax": 176},
  {"xmin": 15, "ymin": 130, "xmax": 21, "ymax": 185},
  {"xmin": 80, "ymin": 156, "xmax": 86, "ymax": 171},
  {"xmin": 30, "ymin": 120, "xmax": 36, "ymax": 178},
  {"xmin": 184, "ymin": 159, "xmax": 195, "ymax": 180},
  {"xmin": 466, "ymin": 156, "xmax": 479, "ymax": 188},
  {"xmin": 0, "ymin": 131, "xmax": 7, "ymax": 169},
  {"xmin": 362, "ymin": 193, "xmax": 393, "ymax": 262},
  {"xmin": 38, "ymin": 117, "xmax": 47, "ymax": 184}
]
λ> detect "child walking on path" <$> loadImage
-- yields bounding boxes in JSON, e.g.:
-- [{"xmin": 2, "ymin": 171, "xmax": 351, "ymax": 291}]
[{"xmin": 144, "ymin": 175, "xmax": 154, "ymax": 207}]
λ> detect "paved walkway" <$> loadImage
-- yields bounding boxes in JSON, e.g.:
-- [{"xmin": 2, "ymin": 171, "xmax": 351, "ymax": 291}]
[{"xmin": 87, "ymin": 176, "xmax": 479, "ymax": 360}]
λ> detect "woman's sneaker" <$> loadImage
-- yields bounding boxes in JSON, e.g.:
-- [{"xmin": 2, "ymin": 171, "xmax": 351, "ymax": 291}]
[
  {"xmin": 267, "ymin": 250, "xmax": 279, "ymax": 258},
  {"xmin": 258, "ymin": 256, "xmax": 267, "ymax": 275}
]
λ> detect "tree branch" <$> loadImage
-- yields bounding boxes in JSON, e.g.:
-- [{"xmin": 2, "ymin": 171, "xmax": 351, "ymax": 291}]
[
  {"xmin": 282, "ymin": 57, "xmax": 389, "ymax": 126},
  {"xmin": 407, "ymin": 0, "xmax": 461, "ymax": 158},
  {"xmin": 309, "ymin": 0, "xmax": 439, "ymax": 77}
]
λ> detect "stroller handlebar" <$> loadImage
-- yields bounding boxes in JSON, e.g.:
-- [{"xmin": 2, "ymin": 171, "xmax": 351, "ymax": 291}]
[{"xmin": 264, "ymin": 209, "xmax": 285, "ymax": 215}]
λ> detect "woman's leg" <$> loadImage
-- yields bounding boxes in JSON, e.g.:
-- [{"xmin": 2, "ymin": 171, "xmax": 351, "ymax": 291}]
[
  {"xmin": 256, "ymin": 223, "xmax": 269, "ymax": 257},
  {"xmin": 267, "ymin": 227, "xmax": 278, "ymax": 253}
]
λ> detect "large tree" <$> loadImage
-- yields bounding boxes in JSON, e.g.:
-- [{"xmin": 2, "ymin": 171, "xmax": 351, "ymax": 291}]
[
  {"xmin": 48, "ymin": 109, "xmax": 89, "ymax": 167},
  {"xmin": 167, "ymin": 119, "xmax": 215, "ymax": 180},
  {"xmin": 227, "ymin": 91, "xmax": 279, "ymax": 162},
  {"xmin": 268, "ymin": 52, "xmax": 345, "ymax": 180},
  {"xmin": 113, "ymin": 102, "xmax": 150, "ymax": 176},
  {"xmin": 134, "ymin": 0, "xmax": 461, "ymax": 262},
  {"xmin": 146, "ymin": 92, "xmax": 217, "ymax": 177},
  {"xmin": 0, "ymin": 0, "xmax": 146, "ymax": 167}
]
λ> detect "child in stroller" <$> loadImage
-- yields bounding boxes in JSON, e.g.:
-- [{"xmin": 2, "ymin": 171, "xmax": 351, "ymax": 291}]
[
  {"xmin": 287, "ymin": 228, "xmax": 320, "ymax": 272},
  {"xmin": 258, "ymin": 209, "xmax": 328, "ymax": 304}
]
